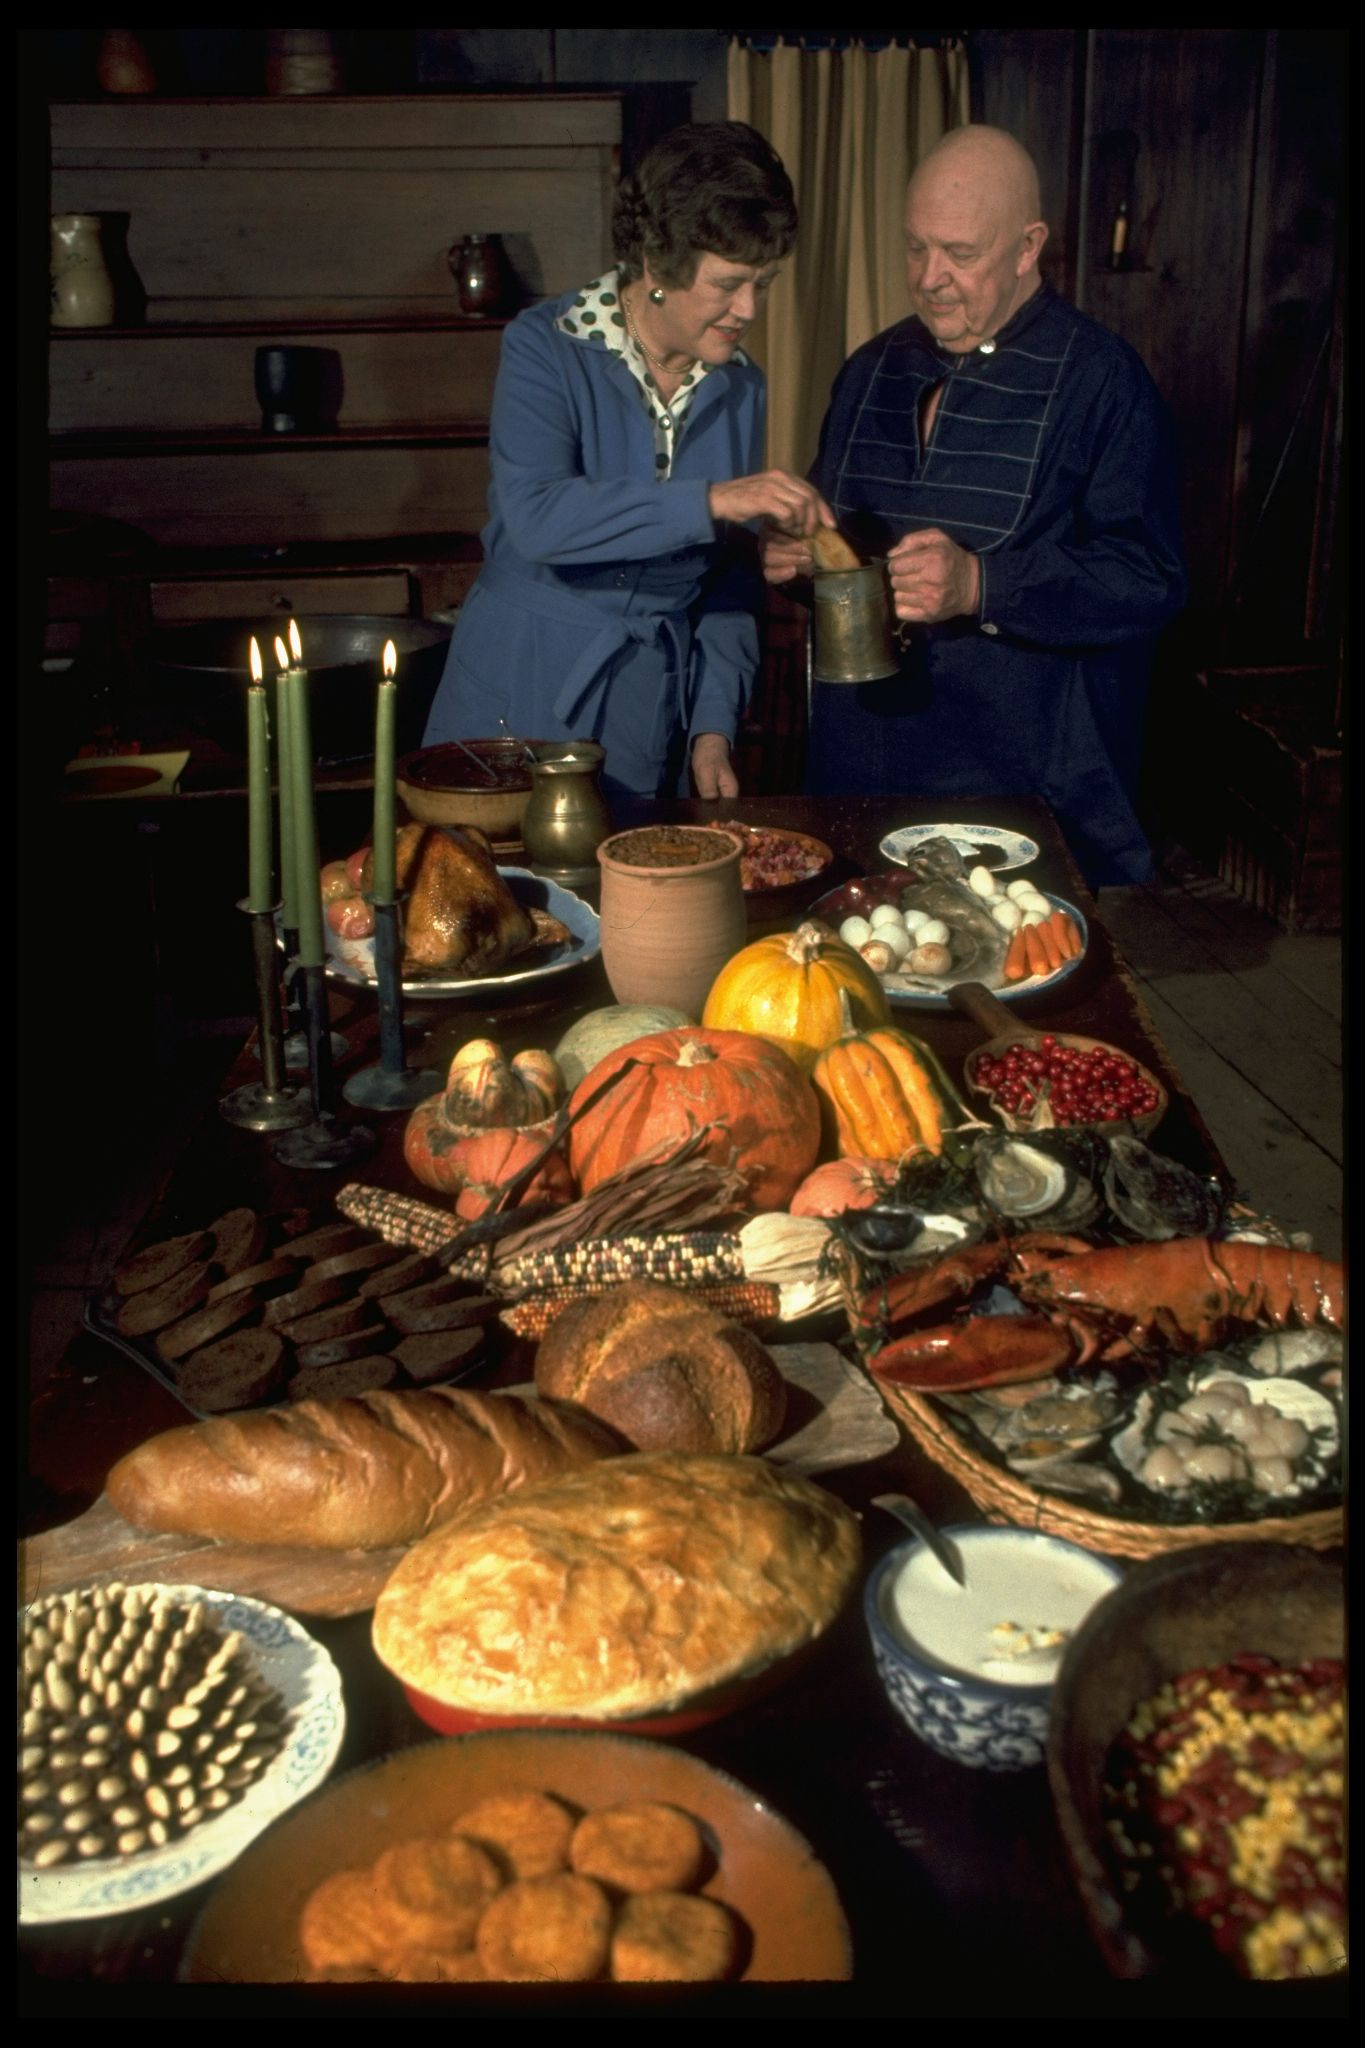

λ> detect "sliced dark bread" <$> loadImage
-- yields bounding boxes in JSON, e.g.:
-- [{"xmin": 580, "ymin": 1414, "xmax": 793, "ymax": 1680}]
[
  {"xmin": 156, "ymin": 1292, "xmax": 262, "ymax": 1364},
  {"xmin": 275, "ymin": 1297, "xmax": 382, "ymax": 1346},
  {"xmin": 292, "ymin": 1325, "xmax": 397, "ymax": 1370},
  {"xmin": 277, "ymin": 1220, "xmax": 372, "ymax": 1263},
  {"xmin": 207, "ymin": 1206, "xmax": 269, "ymax": 1277},
  {"xmin": 206, "ymin": 1256, "xmax": 306, "ymax": 1306},
  {"xmin": 177, "ymin": 1329, "xmax": 286, "ymax": 1412},
  {"xmin": 261, "ymin": 1273, "xmax": 352, "ymax": 1328},
  {"xmin": 381, "ymin": 1283, "xmax": 502, "ymax": 1338},
  {"xmin": 116, "ymin": 1261, "xmax": 218, "ymax": 1337},
  {"xmin": 309, "ymin": 1242, "xmax": 409, "ymax": 1285},
  {"xmin": 393, "ymin": 1327, "xmax": 486, "ymax": 1385},
  {"xmin": 113, "ymin": 1230, "xmax": 213, "ymax": 1299},
  {"xmin": 287, "ymin": 1355, "xmax": 402, "ymax": 1402},
  {"xmin": 357, "ymin": 1252, "xmax": 440, "ymax": 1301}
]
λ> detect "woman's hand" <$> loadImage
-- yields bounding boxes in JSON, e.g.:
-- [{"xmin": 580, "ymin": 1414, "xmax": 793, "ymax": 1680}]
[
  {"xmin": 708, "ymin": 470, "xmax": 835, "ymax": 536},
  {"xmin": 759, "ymin": 531, "xmax": 815, "ymax": 584},
  {"xmin": 690, "ymin": 732, "xmax": 739, "ymax": 799}
]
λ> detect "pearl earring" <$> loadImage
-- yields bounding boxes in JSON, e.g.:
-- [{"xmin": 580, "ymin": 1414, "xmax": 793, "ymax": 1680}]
[{"xmin": 649, "ymin": 287, "xmax": 665, "ymax": 304}]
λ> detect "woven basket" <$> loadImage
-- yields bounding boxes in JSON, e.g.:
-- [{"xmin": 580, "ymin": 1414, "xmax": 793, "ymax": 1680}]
[{"xmin": 882, "ymin": 1382, "xmax": 1343, "ymax": 1561}]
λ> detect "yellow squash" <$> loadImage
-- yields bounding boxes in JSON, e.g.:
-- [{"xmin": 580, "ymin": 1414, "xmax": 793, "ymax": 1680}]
[
  {"xmin": 701, "ymin": 921, "xmax": 891, "ymax": 1075},
  {"xmin": 812, "ymin": 1009, "xmax": 968, "ymax": 1160}
]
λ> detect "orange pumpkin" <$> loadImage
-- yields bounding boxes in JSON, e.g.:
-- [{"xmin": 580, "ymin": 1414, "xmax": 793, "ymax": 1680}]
[
  {"xmin": 701, "ymin": 921, "xmax": 891, "ymax": 1074},
  {"xmin": 566, "ymin": 1027, "xmax": 821, "ymax": 1213},
  {"xmin": 811, "ymin": 1012, "xmax": 968, "ymax": 1161},
  {"xmin": 789, "ymin": 1156, "xmax": 897, "ymax": 1218},
  {"xmin": 445, "ymin": 1124, "xmax": 575, "ymax": 1222}
]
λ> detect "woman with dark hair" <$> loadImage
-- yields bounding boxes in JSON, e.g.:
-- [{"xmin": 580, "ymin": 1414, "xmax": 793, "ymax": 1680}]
[{"xmin": 422, "ymin": 122, "xmax": 834, "ymax": 800}]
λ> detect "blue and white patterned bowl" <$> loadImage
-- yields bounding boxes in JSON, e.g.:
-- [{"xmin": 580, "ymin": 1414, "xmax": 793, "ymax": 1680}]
[
  {"xmin": 19, "ymin": 1584, "xmax": 345, "ymax": 1925},
  {"xmin": 864, "ymin": 1530, "xmax": 1123, "ymax": 1773}
]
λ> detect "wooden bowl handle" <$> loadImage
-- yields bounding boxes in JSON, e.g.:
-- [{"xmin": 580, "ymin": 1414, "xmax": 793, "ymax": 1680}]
[{"xmin": 948, "ymin": 980, "xmax": 1022, "ymax": 1041}]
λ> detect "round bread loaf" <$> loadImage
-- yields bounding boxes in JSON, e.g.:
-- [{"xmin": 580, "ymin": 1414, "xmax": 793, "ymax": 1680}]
[
  {"xmin": 532, "ymin": 1281, "xmax": 786, "ymax": 1455},
  {"xmin": 372, "ymin": 1452, "xmax": 860, "ymax": 1721}
]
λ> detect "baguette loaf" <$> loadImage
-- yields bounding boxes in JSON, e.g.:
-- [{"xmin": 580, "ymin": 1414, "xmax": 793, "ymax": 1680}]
[{"xmin": 103, "ymin": 1388, "xmax": 623, "ymax": 1551}]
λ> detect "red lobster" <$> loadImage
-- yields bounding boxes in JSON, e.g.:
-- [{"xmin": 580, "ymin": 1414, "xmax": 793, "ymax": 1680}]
[{"xmin": 856, "ymin": 1235, "xmax": 1346, "ymax": 1392}]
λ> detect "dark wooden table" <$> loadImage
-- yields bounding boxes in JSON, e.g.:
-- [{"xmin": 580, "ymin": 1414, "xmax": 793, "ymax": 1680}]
[{"xmin": 23, "ymin": 793, "xmax": 1323, "ymax": 2017}]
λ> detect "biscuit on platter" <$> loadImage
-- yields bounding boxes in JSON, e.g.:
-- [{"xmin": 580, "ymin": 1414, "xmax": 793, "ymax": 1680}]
[
  {"xmin": 610, "ymin": 1890, "xmax": 741, "ymax": 1983},
  {"xmin": 299, "ymin": 1865, "xmax": 385, "ymax": 1979},
  {"xmin": 453, "ymin": 1789, "xmax": 578, "ymax": 1879},
  {"xmin": 474, "ymin": 1872, "xmax": 613, "ymax": 1983},
  {"xmin": 570, "ymin": 1801, "xmax": 706, "ymax": 1894},
  {"xmin": 370, "ymin": 1833, "xmax": 505, "ymax": 1955}
]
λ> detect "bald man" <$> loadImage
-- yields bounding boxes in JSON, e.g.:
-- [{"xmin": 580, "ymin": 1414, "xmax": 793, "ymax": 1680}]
[{"xmin": 766, "ymin": 124, "xmax": 1186, "ymax": 885}]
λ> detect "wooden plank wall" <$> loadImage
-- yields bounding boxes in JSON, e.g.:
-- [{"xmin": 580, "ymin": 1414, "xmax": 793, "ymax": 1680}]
[{"xmin": 971, "ymin": 27, "xmax": 1344, "ymax": 660}]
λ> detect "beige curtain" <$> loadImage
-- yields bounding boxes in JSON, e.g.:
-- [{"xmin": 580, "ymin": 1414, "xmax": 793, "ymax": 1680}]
[{"xmin": 727, "ymin": 39, "xmax": 971, "ymax": 475}]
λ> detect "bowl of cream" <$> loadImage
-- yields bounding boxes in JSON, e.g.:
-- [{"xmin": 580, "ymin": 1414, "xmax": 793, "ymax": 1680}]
[{"xmin": 864, "ymin": 1527, "xmax": 1123, "ymax": 1771}]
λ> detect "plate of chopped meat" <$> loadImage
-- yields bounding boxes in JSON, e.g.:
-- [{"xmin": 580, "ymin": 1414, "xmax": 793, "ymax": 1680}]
[{"xmin": 713, "ymin": 822, "xmax": 834, "ymax": 897}]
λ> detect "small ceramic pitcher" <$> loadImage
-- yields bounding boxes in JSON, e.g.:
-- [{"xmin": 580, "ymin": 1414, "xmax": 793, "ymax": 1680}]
[
  {"xmin": 597, "ymin": 825, "xmax": 746, "ymax": 1017},
  {"xmin": 50, "ymin": 214, "xmax": 116, "ymax": 329}
]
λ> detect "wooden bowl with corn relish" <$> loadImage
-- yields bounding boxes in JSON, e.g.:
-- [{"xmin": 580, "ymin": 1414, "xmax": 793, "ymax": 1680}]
[{"xmin": 1046, "ymin": 1543, "xmax": 1344, "ymax": 2001}]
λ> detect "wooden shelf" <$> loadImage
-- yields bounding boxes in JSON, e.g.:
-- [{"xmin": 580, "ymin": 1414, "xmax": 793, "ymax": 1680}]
[
  {"xmin": 51, "ymin": 422, "xmax": 490, "ymax": 459},
  {"xmin": 51, "ymin": 315, "xmax": 514, "ymax": 340}
]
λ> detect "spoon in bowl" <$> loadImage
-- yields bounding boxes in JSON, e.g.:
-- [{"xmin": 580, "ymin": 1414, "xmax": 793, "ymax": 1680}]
[
  {"xmin": 872, "ymin": 1493, "xmax": 967, "ymax": 1587},
  {"xmin": 498, "ymin": 716, "xmax": 539, "ymax": 766},
  {"xmin": 448, "ymin": 736, "xmax": 499, "ymax": 783}
]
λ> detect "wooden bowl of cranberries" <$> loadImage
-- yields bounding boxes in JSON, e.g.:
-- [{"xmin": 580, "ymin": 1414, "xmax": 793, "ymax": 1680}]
[{"xmin": 952, "ymin": 982, "xmax": 1168, "ymax": 1139}]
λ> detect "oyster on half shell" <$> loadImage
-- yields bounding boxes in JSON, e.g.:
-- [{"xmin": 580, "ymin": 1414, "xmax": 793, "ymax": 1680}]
[
  {"xmin": 974, "ymin": 1129, "xmax": 1103, "ymax": 1229},
  {"xmin": 1102, "ymin": 1134, "xmax": 1224, "ymax": 1240}
]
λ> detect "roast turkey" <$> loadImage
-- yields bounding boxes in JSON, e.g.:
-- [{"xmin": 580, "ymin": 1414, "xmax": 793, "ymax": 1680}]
[{"xmin": 368, "ymin": 824, "xmax": 536, "ymax": 978}]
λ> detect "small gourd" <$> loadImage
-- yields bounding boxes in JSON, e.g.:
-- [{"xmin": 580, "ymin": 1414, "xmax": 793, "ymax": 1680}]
[
  {"xmin": 811, "ymin": 992, "xmax": 970, "ymax": 1160},
  {"xmin": 701, "ymin": 921, "xmax": 891, "ymax": 1075},
  {"xmin": 443, "ymin": 1038, "xmax": 566, "ymax": 1129}
]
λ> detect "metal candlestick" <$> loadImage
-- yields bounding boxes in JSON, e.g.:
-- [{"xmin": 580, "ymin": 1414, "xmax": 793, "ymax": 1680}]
[
  {"xmin": 271, "ymin": 962, "xmax": 379, "ymax": 1170},
  {"xmin": 220, "ymin": 901, "xmax": 313, "ymax": 1131},
  {"xmin": 342, "ymin": 897, "xmax": 442, "ymax": 1111},
  {"xmin": 281, "ymin": 922, "xmax": 347, "ymax": 1069}
]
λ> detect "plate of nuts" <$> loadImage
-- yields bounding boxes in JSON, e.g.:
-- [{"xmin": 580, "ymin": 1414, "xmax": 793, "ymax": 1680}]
[{"xmin": 18, "ymin": 1581, "xmax": 344, "ymax": 1923}]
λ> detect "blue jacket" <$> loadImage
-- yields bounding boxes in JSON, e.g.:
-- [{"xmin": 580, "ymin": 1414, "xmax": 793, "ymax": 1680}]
[
  {"xmin": 806, "ymin": 283, "xmax": 1188, "ymax": 885},
  {"xmin": 423, "ymin": 291, "xmax": 768, "ymax": 797}
]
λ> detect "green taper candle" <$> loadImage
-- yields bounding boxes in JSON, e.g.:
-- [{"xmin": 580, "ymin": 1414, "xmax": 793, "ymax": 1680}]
[
  {"xmin": 371, "ymin": 638, "xmax": 398, "ymax": 905},
  {"xmin": 245, "ymin": 640, "xmax": 273, "ymax": 913},
  {"xmin": 277, "ymin": 625, "xmax": 324, "ymax": 968}
]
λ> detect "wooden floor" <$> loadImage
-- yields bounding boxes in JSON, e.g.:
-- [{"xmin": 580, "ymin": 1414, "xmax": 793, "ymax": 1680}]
[{"xmin": 24, "ymin": 844, "xmax": 1343, "ymax": 1397}]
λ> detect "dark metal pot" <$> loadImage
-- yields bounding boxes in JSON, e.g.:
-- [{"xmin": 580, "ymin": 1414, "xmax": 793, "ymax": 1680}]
[{"xmin": 139, "ymin": 615, "xmax": 453, "ymax": 766}]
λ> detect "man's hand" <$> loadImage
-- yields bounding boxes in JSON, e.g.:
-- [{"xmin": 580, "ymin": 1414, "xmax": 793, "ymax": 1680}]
[
  {"xmin": 887, "ymin": 528, "xmax": 981, "ymax": 623},
  {"xmin": 759, "ymin": 531, "xmax": 816, "ymax": 585},
  {"xmin": 690, "ymin": 732, "xmax": 739, "ymax": 799},
  {"xmin": 708, "ymin": 470, "xmax": 836, "ymax": 537}
]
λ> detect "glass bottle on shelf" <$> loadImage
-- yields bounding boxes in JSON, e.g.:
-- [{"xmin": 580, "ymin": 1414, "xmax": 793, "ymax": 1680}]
[{"xmin": 449, "ymin": 234, "xmax": 513, "ymax": 317}]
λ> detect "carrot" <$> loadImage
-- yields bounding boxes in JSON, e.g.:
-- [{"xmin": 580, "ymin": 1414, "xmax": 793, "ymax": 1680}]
[
  {"xmin": 1044, "ymin": 909, "xmax": 1074, "ymax": 961},
  {"xmin": 1021, "ymin": 921, "xmax": 1051, "ymax": 980},
  {"xmin": 1056, "ymin": 911, "xmax": 1085, "ymax": 959},
  {"xmin": 1003, "ymin": 927, "xmax": 1031, "ymax": 982},
  {"xmin": 1034, "ymin": 916, "xmax": 1065, "ymax": 975}
]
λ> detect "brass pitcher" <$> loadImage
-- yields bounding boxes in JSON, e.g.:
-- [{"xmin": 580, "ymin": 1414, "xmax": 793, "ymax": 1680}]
[
  {"xmin": 521, "ymin": 740, "xmax": 611, "ymax": 887},
  {"xmin": 811, "ymin": 561, "xmax": 900, "ymax": 683}
]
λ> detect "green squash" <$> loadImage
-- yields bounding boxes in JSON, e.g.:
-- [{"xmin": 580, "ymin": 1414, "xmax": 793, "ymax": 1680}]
[{"xmin": 553, "ymin": 1002, "xmax": 694, "ymax": 1092}]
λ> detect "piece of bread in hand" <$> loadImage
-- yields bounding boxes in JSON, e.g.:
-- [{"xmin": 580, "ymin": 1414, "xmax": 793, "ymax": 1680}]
[{"xmin": 809, "ymin": 526, "xmax": 862, "ymax": 573}]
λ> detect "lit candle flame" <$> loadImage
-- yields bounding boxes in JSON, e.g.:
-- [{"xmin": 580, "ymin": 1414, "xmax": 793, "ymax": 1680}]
[
  {"xmin": 382, "ymin": 639, "xmax": 397, "ymax": 681},
  {"xmin": 274, "ymin": 635, "xmax": 290, "ymax": 673},
  {"xmin": 249, "ymin": 637, "xmax": 263, "ymax": 684},
  {"xmin": 288, "ymin": 617, "xmax": 303, "ymax": 665}
]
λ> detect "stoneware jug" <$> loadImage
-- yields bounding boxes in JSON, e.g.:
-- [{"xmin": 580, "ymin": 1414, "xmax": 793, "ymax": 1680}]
[
  {"xmin": 596, "ymin": 825, "xmax": 746, "ymax": 1016},
  {"xmin": 50, "ymin": 215, "xmax": 117, "ymax": 329}
]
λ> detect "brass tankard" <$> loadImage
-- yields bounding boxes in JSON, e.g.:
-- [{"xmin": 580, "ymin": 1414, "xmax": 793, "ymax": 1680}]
[{"xmin": 811, "ymin": 562, "xmax": 900, "ymax": 684}]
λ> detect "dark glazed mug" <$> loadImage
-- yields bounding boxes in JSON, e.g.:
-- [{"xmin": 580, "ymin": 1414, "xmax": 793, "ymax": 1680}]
[{"xmin": 254, "ymin": 345, "xmax": 334, "ymax": 433}]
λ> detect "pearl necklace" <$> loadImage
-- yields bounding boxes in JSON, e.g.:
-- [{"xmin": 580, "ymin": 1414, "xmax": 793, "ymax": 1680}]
[{"xmin": 622, "ymin": 289, "xmax": 695, "ymax": 380}]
